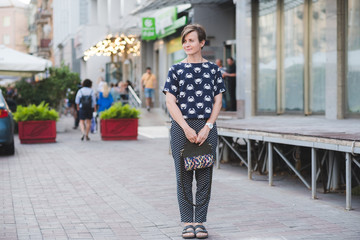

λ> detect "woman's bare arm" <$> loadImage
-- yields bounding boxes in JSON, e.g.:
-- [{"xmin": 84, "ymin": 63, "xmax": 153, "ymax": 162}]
[
  {"xmin": 165, "ymin": 92, "xmax": 197, "ymax": 143},
  {"xmin": 196, "ymin": 93, "xmax": 223, "ymax": 145}
]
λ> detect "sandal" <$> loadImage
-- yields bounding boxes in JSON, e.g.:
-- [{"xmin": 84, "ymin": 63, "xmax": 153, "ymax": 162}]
[
  {"xmin": 194, "ymin": 225, "xmax": 208, "ymax": 239},
  {"xmin": 182, "ymin": 225, "xmax": 195, "ymax": 239}
]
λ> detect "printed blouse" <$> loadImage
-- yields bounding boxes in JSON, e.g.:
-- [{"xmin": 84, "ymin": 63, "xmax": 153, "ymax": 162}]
[{"xmin": 163, "ymin": 61, "xmax": 226, "ymax": 119}]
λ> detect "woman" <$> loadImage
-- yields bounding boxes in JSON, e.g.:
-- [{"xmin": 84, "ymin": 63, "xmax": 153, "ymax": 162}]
[
  {"xmin": 97, "ymin": 82, "xmax": 113, "ymax": 112},
  {"xmin": 163, "ymin": 24, "xmax": 226, "ymax": 239},
  {"xmin": 75, "ymin": 79, "xmax": 97, "ymax": 141}
]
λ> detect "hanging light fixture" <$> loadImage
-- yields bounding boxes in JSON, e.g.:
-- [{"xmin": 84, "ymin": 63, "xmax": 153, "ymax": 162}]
[{"xmin": 83, "ymin": 34, "xmax": 140, "ymax": 61}]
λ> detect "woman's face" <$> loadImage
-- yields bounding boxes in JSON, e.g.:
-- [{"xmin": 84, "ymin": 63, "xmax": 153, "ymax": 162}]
[{"xmin": 182, "ymin": 31, "xmax": 204, "ymax": 56}]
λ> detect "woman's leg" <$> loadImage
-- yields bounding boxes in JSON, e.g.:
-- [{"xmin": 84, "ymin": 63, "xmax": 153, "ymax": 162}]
[
  {"xmin": 171, "ymin": 120, "xmax": 194, "ymax": 223},
  {"xmin": 194, "ymin": 167, "xmax": 213, "ymax": 223},
  {"xmin": 79, "ymin": 119, "xmax": 85, "ymax": 136},
  {"xmin": 194, "ymin": 121, "xmax": 217, "ymax": 223},
  {"xmin": 85, "ymin": 119, "xmax": 91, "ymax": 137}
]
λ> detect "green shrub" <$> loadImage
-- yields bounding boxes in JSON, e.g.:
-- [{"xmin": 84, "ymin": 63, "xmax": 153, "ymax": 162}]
[
  {"xmin": 100, "ymin": 102, "xmax": 141, "ymax": 120},
  {"xmin": 13, "ymin": 101, "xmax": 59, "ymax": 122},
  {"xmin": 15, "ymin": 65, "xmax": 81, "ymax": 109}
]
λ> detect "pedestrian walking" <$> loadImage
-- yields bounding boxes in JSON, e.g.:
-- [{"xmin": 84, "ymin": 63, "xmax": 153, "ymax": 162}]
[
  {"xmin": 222, "ymin": 57, "xmax": 236, "ymax": 111},
  {"xmin": 141, "ymin": 67, "xmax": 157, "ymax": 111},
  {"xmin": 75, "ymin": 79, "xmax": 97, "ymax": 141},
  {"xmin": 97, "ymin": 82, "xmax": 113, "ymax": 113},
  {"xmin": 163, "ymin": 23, "xmax": 226, "ymax": 239},
  {"xmin": 110, "ymin": 82, "xmax": 120, "ymax": 102},
  {"xmin": 72, "ymin": 84, "xmax": 82, "ymax": 129},
  {"xmin": 118, "ymin": 81, "xmax": 129, "ymax": 104}
]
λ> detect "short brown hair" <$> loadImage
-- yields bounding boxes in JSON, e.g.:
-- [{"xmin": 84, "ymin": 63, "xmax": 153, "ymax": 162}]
[
  {"xmin": 181, "ymin": 24, "xmax": 207, "ymax": 45},
  {"xmin": 82, "ymin": 79, "xmax": 92, "ymax": 88}
]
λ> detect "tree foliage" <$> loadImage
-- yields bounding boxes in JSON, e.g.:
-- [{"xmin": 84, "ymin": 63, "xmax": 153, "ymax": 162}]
[{"xmin": 15, "ymin": 65, "xmax": 81, "ymax": 109}]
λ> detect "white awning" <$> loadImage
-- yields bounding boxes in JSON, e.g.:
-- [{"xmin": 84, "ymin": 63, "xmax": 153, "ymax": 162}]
[{"xmin": 0, "ymin": 45, "xmax": 52, "ymax": 77}]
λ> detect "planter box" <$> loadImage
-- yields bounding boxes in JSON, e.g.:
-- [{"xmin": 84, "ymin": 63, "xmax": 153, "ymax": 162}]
[
  {"xmin": 18, "ymin": 120, "xmax": 56, "ymax": 144},
  {"xmin": 100, "ymin": 119, "xmax": 138, "ymax": 140}
]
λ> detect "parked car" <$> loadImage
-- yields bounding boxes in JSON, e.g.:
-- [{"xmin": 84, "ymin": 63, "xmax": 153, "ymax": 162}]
[{"xmin": 0, "ymin": 91, "xmax": 15, "ymax": 155}]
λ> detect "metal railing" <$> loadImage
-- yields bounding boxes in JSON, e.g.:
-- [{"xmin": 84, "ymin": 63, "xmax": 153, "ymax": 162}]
[{"xmin": 127, "ymin": 86, "xmax": 142, "ymax": 109}]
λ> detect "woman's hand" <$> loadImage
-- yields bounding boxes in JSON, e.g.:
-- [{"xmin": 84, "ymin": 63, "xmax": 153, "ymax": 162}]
[
  {"xmin": 196, "ymin": 126, "xmax": 210, "ymax": 145},
  {"xmin": 184, "ymin": 126, "xmax": 197, "ymax": 143}
]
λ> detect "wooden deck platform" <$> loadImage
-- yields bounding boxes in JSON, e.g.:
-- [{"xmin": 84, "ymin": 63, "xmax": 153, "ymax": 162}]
[
  {"xmin": 217, "ymin": 116, "xmax": 360, "ymax": 153},
  {"xmin": 216, "ymin": 116, "xmax": 360, "ymax": 210}
]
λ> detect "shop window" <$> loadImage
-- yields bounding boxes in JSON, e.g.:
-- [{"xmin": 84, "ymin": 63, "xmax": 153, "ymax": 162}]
[
  {"xmin": 310, "ymin": 0, "xmax": 326, "ymax": 113},
  {"xmin": 257, "ymin": 0, "xmax": 277, "ymax": 112},
  {"xmin": 106, "ymin": 62, "xmax": 122, "ymax": 84},
  {"xmin": 283, "ymin": 0, "xmax": 305, "ymax": 112},
  {"xmin": 256, "ymin": 0, "xmax": 326, "ymax": 115},
  {"xmin": 347, "ymin": 0, "xmax": 360, "ymax": 114}
]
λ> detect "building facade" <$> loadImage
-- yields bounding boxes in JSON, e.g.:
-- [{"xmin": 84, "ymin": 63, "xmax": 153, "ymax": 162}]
[
  {"xmin": 0, "ymin": 0, "xmax": 29, "ymax": 53},
  {"xmin": 235, "ymin": 0, "xmax": 360, "ymax": 119},
  {"xmin": 135, "ymin": 0, "xmax": 359, "ymax": 119},
  {"xmin": 53, "ymin": 0, "xmax": 143, "ymax": 94},
  {"xmin": 25, "ymin": 0, "xmax": 54, "ymax": 63}
]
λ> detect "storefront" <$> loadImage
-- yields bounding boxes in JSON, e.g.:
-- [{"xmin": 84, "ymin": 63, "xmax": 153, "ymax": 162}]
[
  {"xmin": 138, "ymin": 1, "xmax": 236, "ymax": 110},
  {"xmin": 83, "ymin": 34, "xmax": 140, "ymax": 86},
  {"xmin": 235, "ymin": 0, "xmax": 360, "ymax": 119}
]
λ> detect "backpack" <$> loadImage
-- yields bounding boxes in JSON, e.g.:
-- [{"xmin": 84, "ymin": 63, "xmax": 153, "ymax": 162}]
[{"xmin": 80, "ymin": 90, "xmax": 93, "ymax": 110}]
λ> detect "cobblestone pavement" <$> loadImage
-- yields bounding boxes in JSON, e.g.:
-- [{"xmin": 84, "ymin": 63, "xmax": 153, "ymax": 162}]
[{"xmin": 1, "ymin": 110, "xmax": 360, "ymax": 240}]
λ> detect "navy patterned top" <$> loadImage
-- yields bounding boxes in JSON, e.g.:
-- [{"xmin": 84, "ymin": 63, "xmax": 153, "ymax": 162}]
[{"xmin": 163, "ymin": 61, "xmax": 226, "ymax": 119}]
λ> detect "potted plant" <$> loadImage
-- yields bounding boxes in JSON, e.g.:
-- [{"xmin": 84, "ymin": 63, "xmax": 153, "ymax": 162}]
[
  {"xmin": 13, "ymin": 102, "xmax": 59, "ymax": 143},
  {"xmin": 99, "ymin": 102, "xmax": 141, "ymax": 140}
]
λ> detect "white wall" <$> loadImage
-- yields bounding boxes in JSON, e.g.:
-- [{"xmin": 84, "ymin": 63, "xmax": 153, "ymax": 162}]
[
  {"xmin": 53, "ymin": 0, "xmax": 79, "ymax": 52},
  {"xmin": 235, "ymin": 0, "xmax": 252, "ymax": 118}
]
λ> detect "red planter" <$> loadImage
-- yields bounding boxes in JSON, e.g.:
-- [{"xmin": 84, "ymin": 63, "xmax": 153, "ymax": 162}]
[
  {"xmin": 100, "ymin": 118, "xmax": 138, "ymax": 140},
  {"xmin": 18, "ymin": 120, "xmax": 56, "ymax": 144}
]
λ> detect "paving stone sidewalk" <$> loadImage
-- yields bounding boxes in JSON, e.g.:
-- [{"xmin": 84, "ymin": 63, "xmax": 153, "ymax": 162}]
[{"xmin": 1, "ymin": 111, "xmax": 360, "ymax": 240}]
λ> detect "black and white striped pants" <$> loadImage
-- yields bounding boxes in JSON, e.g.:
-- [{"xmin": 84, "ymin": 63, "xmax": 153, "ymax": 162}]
[{"xmin": 170, "ymin": 119, "xmax": 217, "ymax": 223}]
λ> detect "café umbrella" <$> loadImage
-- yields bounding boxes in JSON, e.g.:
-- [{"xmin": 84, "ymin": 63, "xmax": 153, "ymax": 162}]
[{"xmin": 0, "ymin": 45, "xmax": 52, "ymax": 77}]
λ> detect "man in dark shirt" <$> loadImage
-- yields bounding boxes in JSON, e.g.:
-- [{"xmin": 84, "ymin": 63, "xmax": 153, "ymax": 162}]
[{"xmin": 223, "ymin": 57, "xmax": 236, "ymax": 111}]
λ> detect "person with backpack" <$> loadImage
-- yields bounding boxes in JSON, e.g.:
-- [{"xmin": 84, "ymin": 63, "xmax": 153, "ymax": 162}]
[{"xmin": 75, "ymin": 79, "xmax": 97, "ymax": 141}]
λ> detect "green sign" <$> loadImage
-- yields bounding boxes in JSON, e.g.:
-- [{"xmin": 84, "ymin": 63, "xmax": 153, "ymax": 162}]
[
  {"xmin": 142, "ymin": 18, "xmax": 156, "ymax": 40},
  {"xmin": 156, "ymin": 16, "xmax": 187, "ymax": 39},
  {"xmin": 142, "ymin": 7, "xmax": 188, "ymax": 40}
]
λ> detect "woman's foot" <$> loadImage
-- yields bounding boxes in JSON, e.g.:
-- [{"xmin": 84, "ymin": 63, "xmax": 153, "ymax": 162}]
[
  {"xmin": 194, "ymin": 224, "xmax": 208, "ymax": 239},
  {"xmin": 86, "ymin": 136, "xmax": 90, "ymax": 141},
  {"xmin": 81, "ymin": 135, "xmax": 85, "ymax": 141},
  {"xmin": 182, "ymin": 224, "xmax": 195, "ymax": 239}
]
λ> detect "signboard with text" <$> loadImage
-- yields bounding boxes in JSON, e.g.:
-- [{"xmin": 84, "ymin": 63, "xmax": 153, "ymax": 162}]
[
  {"xmin": 142, "ymin": 18, "xmax": 156, "ymax": 40},
  {"xmin": 141, "ymin": 7, "xmax": 188, "ymax": 41}
]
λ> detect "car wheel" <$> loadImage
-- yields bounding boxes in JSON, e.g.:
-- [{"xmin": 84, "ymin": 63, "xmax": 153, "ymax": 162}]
[{"xmin": 4, "ymin": 140, "xmax": 15, "ymax": 155}]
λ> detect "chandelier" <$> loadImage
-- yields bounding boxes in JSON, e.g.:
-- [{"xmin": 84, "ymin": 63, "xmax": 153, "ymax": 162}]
[{"xmin": 83, "ymin": 34, "xmax": 140, "ymax": 61}]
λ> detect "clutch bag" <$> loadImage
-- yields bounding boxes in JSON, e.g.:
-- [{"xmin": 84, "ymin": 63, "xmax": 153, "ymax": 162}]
[{"xmin": 181, "ymin": 141, "xmax": 214, "ymax": 171}]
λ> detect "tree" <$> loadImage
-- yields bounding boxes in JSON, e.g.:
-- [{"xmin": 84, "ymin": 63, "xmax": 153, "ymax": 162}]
[{"xmin": 15, "ymin": 65, "xmax": 81, "ymax": 109}]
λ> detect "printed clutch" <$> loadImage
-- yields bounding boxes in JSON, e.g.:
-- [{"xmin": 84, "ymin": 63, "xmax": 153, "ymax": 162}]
[{"xmin": 181, "ymin": 141, "xmax": 214, "ymax": 171}]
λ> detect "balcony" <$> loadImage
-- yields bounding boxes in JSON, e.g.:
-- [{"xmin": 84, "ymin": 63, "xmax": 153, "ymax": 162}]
[
  {"xmin": 39, "ymin": 10, "xmax": 52, "ymax": 19},
  {"xmin": 35, "ymin": 12, "xmax": 49, "ymax": 25},
  {"xmin": 40, "ymin": 38, "xmax": 51, "ymax": 48},
  {"xmin": 38, "ymin": 39, "xmax": 52, "ymax": 58}
]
